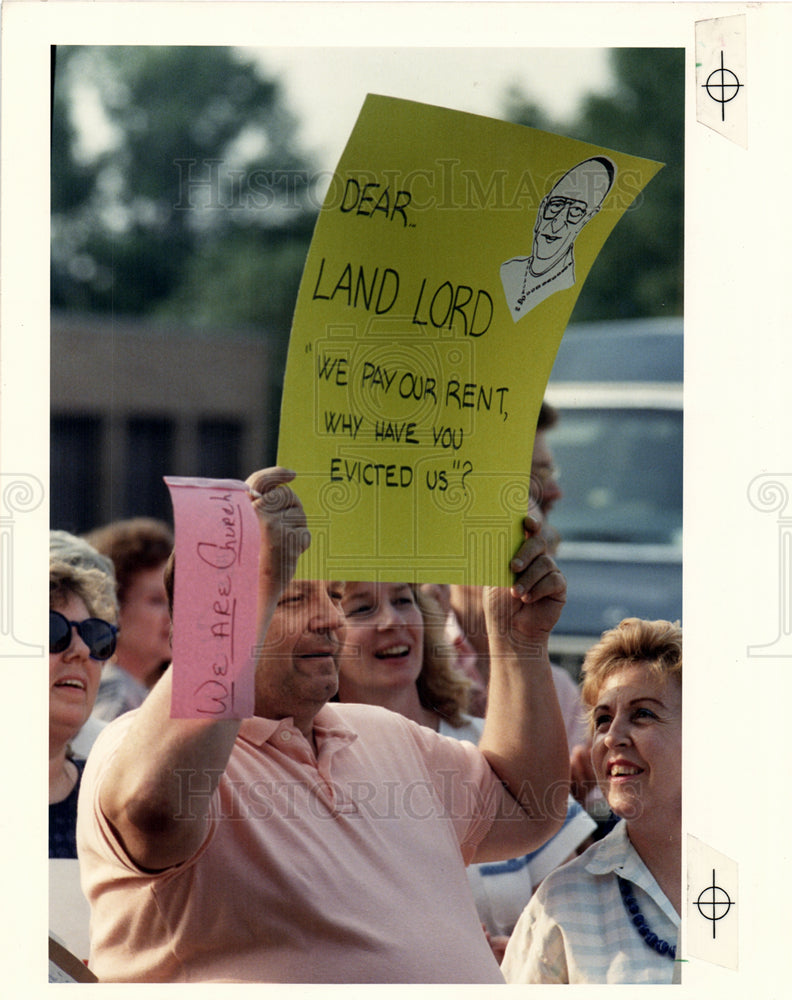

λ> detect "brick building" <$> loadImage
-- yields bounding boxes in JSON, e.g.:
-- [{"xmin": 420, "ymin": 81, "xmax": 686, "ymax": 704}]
[{"xmin": 50, "ymin": 313, "xmax": 287, "ymax": 533}]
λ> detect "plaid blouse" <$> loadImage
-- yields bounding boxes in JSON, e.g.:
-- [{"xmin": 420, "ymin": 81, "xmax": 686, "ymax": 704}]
[{"xmin": 501, "ymin": 819, "xmax": 680, "ymax": 984}]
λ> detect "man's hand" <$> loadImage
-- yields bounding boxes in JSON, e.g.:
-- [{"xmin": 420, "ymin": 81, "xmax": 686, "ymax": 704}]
[
  {"xmin": 97, "ymin": 469, "xmax": 311, "ymax": 874},
  {"xmin": 483, "ymin": 513, "xmax": 567, "ymax": 646},
  {"xmin": 245, "ymin": 467, "xmax": 311, "ymax": 595},
  {"xmin": 474, "ymin": 515, "xmax": 569, "ymax": 863}
]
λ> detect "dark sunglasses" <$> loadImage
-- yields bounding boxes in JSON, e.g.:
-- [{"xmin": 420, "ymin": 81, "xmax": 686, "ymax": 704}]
[
  {"xmin": 49, "ymin": 609, "xmax": 119, "ymax": 662},
  {"xmin": 543, "ymin": 196, "xmax": 588, "ymax": 224}
]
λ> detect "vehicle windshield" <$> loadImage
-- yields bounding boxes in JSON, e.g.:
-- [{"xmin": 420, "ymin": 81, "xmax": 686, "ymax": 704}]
[{"xmin": 548, "ymin": 407, "xmax": 683, "ymax": 548}]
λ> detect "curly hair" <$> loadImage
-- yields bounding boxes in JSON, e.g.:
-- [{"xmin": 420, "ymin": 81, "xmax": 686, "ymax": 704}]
[
  {"xmin": 84, "ymin": 518, "xmax": 174, "ymax": 604},
  {"xmin": 50, "ymin": 559, "xmax": 118, "ymax": 625},
  {"xmin": 412, "ymin": 586, "xmax": 471, "ymax": 727},
  {"xmin": 580, "ymin": 617, "xmax": 682, "ymax": 732}
]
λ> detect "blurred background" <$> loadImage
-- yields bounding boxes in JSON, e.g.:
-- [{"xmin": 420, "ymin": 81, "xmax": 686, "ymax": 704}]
[{"xmin": 50, "ymin": 45, "xmax": 684, "ymax": 662}]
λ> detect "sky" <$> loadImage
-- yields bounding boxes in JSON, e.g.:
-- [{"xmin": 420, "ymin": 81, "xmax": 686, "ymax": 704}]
[{"xmin": 243, "ymin": 47, "xmax": 614, "ymax": 172}]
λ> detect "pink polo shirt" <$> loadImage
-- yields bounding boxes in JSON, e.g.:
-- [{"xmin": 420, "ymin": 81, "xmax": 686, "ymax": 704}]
[{"xmin": 77, "ymin": 702, "xmax": 505, "ymax": 983}]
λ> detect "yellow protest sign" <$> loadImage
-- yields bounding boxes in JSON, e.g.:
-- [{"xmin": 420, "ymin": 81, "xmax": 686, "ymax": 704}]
[{"xmin": 277, "ymin": 95, "xmax": 663, "ymax": 586}]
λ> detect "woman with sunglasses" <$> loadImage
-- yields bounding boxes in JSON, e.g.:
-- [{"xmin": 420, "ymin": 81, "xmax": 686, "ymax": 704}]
[{"xmin": 49, "ymin": 556, "xmax": 118, "ymax": 859}]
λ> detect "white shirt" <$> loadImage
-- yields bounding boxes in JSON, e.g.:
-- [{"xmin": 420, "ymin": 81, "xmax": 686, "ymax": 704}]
[
  {"xmin": 440, "ymin": 715, "xmax": 595, "ymax": 936},
  {"xmin": 501, "ymin": 819, "xmax": 680, "ymax": 983}
]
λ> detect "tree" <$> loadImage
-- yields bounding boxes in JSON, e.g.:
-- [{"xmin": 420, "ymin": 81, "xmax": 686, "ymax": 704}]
[
  {"xmin": 503, "ymin": 49, "xmax": 684, "ymax": 320},
  {"xmin": 51, "ymin": 46, "xmax": 318, "ymax": 333}
]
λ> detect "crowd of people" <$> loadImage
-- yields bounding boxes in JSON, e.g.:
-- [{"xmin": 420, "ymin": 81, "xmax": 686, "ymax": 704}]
[{"xmin": 48, "ymin": 403, "xmax": 681, "ymax": 984}]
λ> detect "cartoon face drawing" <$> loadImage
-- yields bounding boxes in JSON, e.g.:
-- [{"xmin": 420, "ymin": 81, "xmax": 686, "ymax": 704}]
[
  {"xmin": 500, "ymin": 155, "xmax": 616, "ymax": 322},
  {"xmin": 530, "ymin": 157, "xmax": 615, "ymax": 276}
]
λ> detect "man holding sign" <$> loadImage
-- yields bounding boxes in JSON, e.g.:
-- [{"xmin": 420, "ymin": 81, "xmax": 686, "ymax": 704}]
[{"xmin": 77, "ymin": 467, "xmax": 570, "ymax": 983}]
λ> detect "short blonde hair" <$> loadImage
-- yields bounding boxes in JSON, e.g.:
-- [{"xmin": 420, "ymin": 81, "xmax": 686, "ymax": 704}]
[{"xmin": 580, "ymin": 618, "xmax": 681, "ymax": 731}]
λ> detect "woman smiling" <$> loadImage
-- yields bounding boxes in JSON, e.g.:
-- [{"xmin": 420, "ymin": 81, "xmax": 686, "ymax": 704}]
[
  {"xmin": 501, "ymin": 618, "xmax": 682, "ymax": 984},
  {"xmin": 49, "ymin": 548, "xmax": 118, "ymax": 859},
  {"xmin": 337, "ymin": 582, "xmax": 470, "ymax": 731}
]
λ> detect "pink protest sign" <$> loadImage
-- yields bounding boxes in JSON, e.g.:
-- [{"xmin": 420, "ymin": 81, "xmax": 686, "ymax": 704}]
[{"xmin": 165, "ymin": 477, "xmax": 260, "ymax": 719}]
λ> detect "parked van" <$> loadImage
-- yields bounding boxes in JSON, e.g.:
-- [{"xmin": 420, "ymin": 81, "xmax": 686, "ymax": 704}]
[{"xmin": 544, "ymin": 316, "xmax": 683, "ymax": 670}]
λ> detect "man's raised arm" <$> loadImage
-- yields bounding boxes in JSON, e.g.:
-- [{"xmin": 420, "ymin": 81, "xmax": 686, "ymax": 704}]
[
  {"xmin": 474, "ymin": 514, "xmax": 570, "ymax": 862},
  {"xmin": 96, "ymin": 468, "xmax": 309, "ymax": 872}
]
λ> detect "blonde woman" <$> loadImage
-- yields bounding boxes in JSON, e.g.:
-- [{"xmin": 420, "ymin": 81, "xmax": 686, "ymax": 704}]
[{"xmin": 501, "ymin": 618, "xmax": 682, "ymax": 984}]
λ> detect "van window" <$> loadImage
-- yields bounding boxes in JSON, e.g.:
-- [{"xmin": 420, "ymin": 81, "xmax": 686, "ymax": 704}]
[
  {"xmin": 549, "ymin": 407, "xmax": 682, "ymax": 548},
  {"xmin": 550, "ymin": 320, "xmax": 683, "ymax": 382}
]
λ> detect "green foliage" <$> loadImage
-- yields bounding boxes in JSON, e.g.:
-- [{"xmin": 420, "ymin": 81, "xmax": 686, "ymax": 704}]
[
  {"xmin": 154, "ymin": 228, "xmax": 312, "ymax": 333},
  {"xmin": 51, "ymin": 45, "xmax": 317, "ymax": 333},
  {"xmin": 504, "ymin": 49, "xmax": 684, "ymax": 320},
  {"xmin": 501, "ymin": 85, "xmax": 561, "ymax": 134},
  {"xmin": 52, "ymin": 47, "xmax": 683, "ymax": 330}
]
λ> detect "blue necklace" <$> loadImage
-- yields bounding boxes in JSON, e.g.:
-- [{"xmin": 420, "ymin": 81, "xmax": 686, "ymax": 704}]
[{"xmin": 616, "ymin": 875, "xmax": 677, "ymax": 960}]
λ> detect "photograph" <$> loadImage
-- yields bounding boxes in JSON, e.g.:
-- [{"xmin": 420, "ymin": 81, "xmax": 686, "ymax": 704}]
[{"xmin": 0, "ymin": 1, "xmax": 788, "ymax": 995}]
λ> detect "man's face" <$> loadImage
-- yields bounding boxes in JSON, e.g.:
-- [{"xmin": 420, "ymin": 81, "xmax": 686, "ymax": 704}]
[
  {"xmin": 532, "ymin": 192, "xmax": 590, "ymax": 274},
  {"xmin": 254, "ymin": 580, "xmax": 345, "ymax": 729},
  {"xmin": 531, "ymin": 159, "xmax": 611, "ymax": 276}
]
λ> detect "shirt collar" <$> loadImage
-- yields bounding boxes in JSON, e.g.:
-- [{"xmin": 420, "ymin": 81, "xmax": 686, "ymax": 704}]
[
  {"xmin": 238, "ymin": 704, "xmax": 358, "ymax": 751},
  {"xmin": 313, "ymin": 703, "xmax": 360, "ymax": 744},
  {"xmin": 584, "ymin": 818, "xmax": 633, "ymax": 875},
  {"xmin": 238, "ymin": 715, "xmax": 287, "ymax": 747},
  {"xmin": 585, "ymin": 819, "xmax": 680, "ymax": 928}
]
